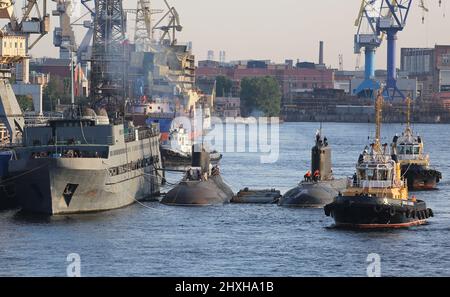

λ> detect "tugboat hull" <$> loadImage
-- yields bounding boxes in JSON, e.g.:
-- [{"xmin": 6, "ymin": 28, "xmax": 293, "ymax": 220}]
[
  {"xmin": 402, "ymin": 165, "xmax": 441, "ymax": 191},
  {"xmin": 324, "ymin": 196, "xmax": 433, "ymax": 229}
]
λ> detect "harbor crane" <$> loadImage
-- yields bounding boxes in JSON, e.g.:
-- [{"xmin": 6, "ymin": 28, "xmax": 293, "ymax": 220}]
[
  {"xmin": 153, "ymin": 0, "xmax": 182, "ymax": 46},
  {"xmin": 376, "ymin": 0, "xmax": 432, "ymax": 100},
  {"xmin": 52, "ymin": 0, "xmax": 77, "ymax": 58},
  {"xmin": 124, "ymin": 0, "xmax": 163, "ymax": 52},
  {"xmin": 0, "ymin": 0, "xmax": 49, "ymax": 144},
  {"xmin": 353, "ymin": 0, "xmax": 383, "ymax": 98}
]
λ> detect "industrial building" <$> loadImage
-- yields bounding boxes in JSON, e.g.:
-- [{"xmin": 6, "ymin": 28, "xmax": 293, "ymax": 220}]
[{"xmin": 401, "ymin": 45, "xmax": 450, "ymax": 99}]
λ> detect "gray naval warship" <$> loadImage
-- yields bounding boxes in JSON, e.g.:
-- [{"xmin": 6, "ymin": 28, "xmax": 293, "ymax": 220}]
[
  {"xmin": 8, "ymin": 110, "xmax": 162, "ymax": 215},
  {"xmin": 279, "ymin": 131, "xmax": 347, "ymax": 207}
]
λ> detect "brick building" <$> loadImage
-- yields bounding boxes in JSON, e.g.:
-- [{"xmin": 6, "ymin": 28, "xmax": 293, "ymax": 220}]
[{"xmin": 196, "ymin": 60, "xmax": 335, "ymax": 104}]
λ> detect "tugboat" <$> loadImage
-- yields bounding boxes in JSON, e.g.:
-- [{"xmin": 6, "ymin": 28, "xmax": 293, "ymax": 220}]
[
  {"xmin": 161, "ymin": 145, "xmax": 234, "ymax": 206},
  {"xmin": 324, "ymin": 92, "xmax": 433, "ymax": 229},
  {"xmin": 391, "ymin": 97, "xmax": 441, "ymax": 190},
  {"xmin": 278, "ymin": 130, "xmax": 347, "ymax": 207}
]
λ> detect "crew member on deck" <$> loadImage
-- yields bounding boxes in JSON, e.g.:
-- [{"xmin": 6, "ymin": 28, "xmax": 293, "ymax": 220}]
[
  {"xmin": 304, "ymin": 171, "xmax": 312, "ymax": 182},
  {"xmin": 313, "ymin": 170, "xmax": 320, "ymax": 182}
]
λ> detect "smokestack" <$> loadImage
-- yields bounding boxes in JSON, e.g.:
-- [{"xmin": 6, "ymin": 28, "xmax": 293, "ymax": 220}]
[{"xmin": 319, "ymin": 41, "xmax": 324, "ymax": 65}]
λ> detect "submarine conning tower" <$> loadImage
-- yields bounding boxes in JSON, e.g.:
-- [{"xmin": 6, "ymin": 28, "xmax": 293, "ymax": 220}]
[
  {"xmin": 311, "ymin": 131, "xmax": 333, "ymax": 181},
  {"xmin": 192, "ymin": 144, "xmax": 211, "ymax": 175}
]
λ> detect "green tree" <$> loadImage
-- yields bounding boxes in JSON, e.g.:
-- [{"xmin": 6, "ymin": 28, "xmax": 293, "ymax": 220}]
[
  {"xmin": 240, "ymin": 76, "xmax": 281, "ymax": 117},
  {"xmin": 16, "ymin": 95, "xmax": 34, "ymax": 112},
  {"xmin": 215, "ymin": 76, "xmax": 233, "ymax": 97}
]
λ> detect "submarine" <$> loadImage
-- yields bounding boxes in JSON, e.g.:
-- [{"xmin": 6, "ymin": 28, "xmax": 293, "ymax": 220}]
[
  {"xmin": 161, "ymin": 145, "xmax": 234, "ymax": 206},
  {"xmin": 279, "ymin": 130, "xmax": 347, "ymax": 208}
]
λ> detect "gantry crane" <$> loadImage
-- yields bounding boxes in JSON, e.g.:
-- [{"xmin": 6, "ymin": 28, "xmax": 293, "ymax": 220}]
[
  {"xmin": 124, "ymin": 0, "xmax": 163, "ymax": 52},
  {"xmin": 0, "ymin": 0, "xmax": 49, "ymax": 144},
  {"xmin": 353, "ymin": 0, "xmax": 383, "ymax": 98},
  {"xmin": 376, "ymin": 0, "xmax": 432, "ymax": 100}
]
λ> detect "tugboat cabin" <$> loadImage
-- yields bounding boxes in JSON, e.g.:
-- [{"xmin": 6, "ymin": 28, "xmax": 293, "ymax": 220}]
[
  {"xmin": 393, "ymin": 134, "xmax": 429, "ymax": 165},
  {"xmin": 345, "ymin": 153, "xmax": 407, "ymax": 200}
]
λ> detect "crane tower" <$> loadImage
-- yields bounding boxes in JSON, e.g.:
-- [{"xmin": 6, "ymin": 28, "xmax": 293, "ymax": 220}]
[{"xmin": 89, "ymin": 0, "xmax": 127, "ymax": 111}]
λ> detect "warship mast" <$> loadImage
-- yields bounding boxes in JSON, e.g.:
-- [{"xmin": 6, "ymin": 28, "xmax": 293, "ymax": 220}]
[{"xmin": 90, "ymin": 0, "xmax": 127, "ymax": 116}]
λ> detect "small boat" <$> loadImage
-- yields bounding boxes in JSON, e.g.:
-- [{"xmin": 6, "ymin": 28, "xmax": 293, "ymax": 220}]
[
  {"xmin": 391, "ymin": 97, "xmax": 442, "ymax": 190},
  {"xmin": 161, "ymin": 145, "xmax": 234, "ymax": 206},
  {"xmin": 232, "ymin": 188, "xmax": 281, "ymax": 204},
  {"xmin": 278, "ymin": 130, "xmax": 347, "ymax": 208},
  {"xmin": 324, "ymin": 92, "xmax": 433, "ymax": 229},
  {"xmin": 161, "ymin": 125, "xmax": 222, "ymax": 166}
]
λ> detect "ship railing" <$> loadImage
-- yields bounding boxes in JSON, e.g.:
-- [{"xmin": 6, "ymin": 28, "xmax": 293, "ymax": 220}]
[
  {"xmin": 347, "ymin": 178, "xmax": 393, "ymax": 189},
  {"xmin": 397, "ymin": 154, "xmax": 429, "ymax": 161},
  {"xmin": 28, "ymin": 136, "xmax": 114, "ymax": 146}
]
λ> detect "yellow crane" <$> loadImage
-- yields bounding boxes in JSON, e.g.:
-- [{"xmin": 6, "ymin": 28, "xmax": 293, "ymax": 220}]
[{"xmin": 0, "ymin": 0, "xmax": 49, "ymax": 144}]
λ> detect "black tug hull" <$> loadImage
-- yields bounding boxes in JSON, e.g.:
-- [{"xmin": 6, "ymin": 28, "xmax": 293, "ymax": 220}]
[
  {"xmin": 402, "ymin": 165, "xmax": 441, "ymax": 191},
  {"xmin": 0, "ymin": 182, "xmax": 17, "ymax": 210},
  {"xmin": 324, "ymin": 195, "xmax": 433, "ymax": 229}
]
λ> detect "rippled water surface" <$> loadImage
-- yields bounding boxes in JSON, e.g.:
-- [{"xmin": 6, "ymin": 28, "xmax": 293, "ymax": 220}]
[{"xmin": 1, "ymin": 122, "xmax": 449, "ymax": 276}]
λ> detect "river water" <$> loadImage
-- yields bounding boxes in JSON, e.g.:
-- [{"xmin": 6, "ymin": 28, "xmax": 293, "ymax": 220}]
[{"xmin": 0, "ymin": 122, "xmax": 449, "ymax": 276}]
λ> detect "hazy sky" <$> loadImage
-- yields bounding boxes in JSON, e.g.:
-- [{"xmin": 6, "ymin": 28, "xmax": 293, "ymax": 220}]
[{"xmin": 28, "ymin": 0, "xmax": 450, "ymax": 70}]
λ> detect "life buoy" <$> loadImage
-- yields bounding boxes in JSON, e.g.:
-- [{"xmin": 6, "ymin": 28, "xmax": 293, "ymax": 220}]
[{"xmin": 418, "ymin": 211, "xmax": 423, "ymax": 220}]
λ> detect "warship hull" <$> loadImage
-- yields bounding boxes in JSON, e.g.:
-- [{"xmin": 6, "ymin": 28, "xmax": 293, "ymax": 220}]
[
  {"xmin": 279, "ymin": 179, "xmax": 347, "ymax": 208},
  {"xmin": 10, "ymin": 157, "xmax": 161, "ymax": 215},
  {"xmin": 324, "ymin": 196, "xmax": 433, "ymax": 229},
  {"xmin": 402, "ymin": 165, "xmax": 441, "ymax": 191}
]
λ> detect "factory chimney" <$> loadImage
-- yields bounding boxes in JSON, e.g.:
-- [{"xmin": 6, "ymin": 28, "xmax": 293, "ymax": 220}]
[{"xmin": 319, "ymin": 41, "xmax": 324, "ymax": 65}]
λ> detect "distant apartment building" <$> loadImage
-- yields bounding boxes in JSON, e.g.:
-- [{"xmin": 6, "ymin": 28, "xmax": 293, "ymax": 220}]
[
  {"xmin": 196, "ymin": 60, "xmax": 335, "ymax": 104},
  {"xmin": 401, "ymin": 45, "xmax": 450, "ymax": 99},
  {"xmin": 214, "ymin": 97, "xmax": 241, "ymax": 118}
]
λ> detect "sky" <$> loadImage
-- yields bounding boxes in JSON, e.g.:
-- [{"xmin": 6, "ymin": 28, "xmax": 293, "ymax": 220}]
[{"xmin": 27, "ymin": 0, "xmax": 450, "ymax": 70}]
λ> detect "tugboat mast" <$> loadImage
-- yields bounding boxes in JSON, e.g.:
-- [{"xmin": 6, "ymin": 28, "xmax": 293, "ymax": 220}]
[
  {"xmin": 374, "ymin": 91, "xmax": 384, "ymax": 152},
  {"xmin": 406, "ymin": 95, "xmax": 412, "ymax": 131}
]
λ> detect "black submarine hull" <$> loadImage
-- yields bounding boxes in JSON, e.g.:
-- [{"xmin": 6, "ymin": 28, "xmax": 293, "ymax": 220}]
[
  {"xmin": 161, "ymin": 175, "xmax": 234, "ymax": 206},
  {"xmin": 324, "ymin": 195, "xmax": 433, "ymax": 229},
  {"xmin": 279, "ymin": 179, "xmax": 347, "ymax": 208},
  {"xmin": 402, "ymin": 164, "xmax": 441, "ymax": 191}
]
